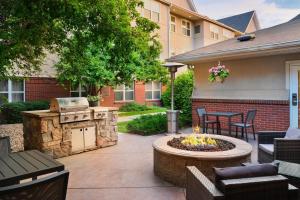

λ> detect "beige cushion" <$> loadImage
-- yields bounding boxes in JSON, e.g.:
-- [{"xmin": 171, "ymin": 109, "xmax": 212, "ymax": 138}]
[
  {"xmin": 259, "ymin": 144, "xmax": 274, "ymax": 155},
  {"xmin": 285, "ymin": 127, "xmax": 300, "ymax": 139}
]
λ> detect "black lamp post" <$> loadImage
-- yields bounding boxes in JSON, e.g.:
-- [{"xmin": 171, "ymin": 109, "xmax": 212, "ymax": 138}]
[{"xmin": 163, "ymin": 62, "xmax": 185, "ymax": 134}]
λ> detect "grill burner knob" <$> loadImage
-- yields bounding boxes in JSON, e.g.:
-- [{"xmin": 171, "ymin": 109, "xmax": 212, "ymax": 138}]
[
  {"xmin": 74, "ymin": 115, "xmax": 79, "ymax": 119},
  {"xmin": 64, "ymin": 116, "xmax": 69, "ymax": 121},
  {"xmin": 83, "ymin": 115, "xmax": 88, "ymax": 118}
]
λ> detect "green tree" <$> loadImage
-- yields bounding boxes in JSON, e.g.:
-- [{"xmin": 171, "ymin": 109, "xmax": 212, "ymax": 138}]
[{"xmin": 0, "ymin": 0, "xmax": 167, "ymax": 91}]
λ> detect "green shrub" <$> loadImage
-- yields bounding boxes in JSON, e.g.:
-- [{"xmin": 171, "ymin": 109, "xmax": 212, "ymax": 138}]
[
  {"xmin": 119, "ymin": 102, "xmax": 151, "ymax": 112},
  {"xmin": 161, "ymin": 71, "xmax": 194, "ymax": 126},
  {"xmin": 0, "ymin": 100, "xmax": 50, "ymax": 124},
  {"xmin": 127, "ymin": 114, "xmax": 167, "ymax": 135}
]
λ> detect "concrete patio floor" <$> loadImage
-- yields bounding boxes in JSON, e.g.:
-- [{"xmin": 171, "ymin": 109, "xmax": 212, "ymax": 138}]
[{"xmin": 58, "ymin": 128, "xmax": 257, "ymax": 200}]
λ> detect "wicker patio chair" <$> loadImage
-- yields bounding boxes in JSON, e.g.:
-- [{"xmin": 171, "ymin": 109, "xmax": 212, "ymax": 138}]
[
  {"xmin": 0, "ymin": 170, "xmax": 69, "ymax": 200},
  {"xmin": 186, "ymin": 166, "xmax": 299, "ymax": 200},
  {"xmin": 0, "ymin": 136, "xmax": 11, "ymax": 157},
  {"xmin": 231, "ymin": 109, "xmax": 256, "ymax": 142},
  {"xmin": 196, "ymin": 107, "xmax": 219, "ymax": 134},
  {"xmin": 258, "ymin": 131, "xmax": 300, "ymax": 164}
]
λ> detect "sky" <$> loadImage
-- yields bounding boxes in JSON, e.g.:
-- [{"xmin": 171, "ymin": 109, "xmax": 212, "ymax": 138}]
[{"xmin": 194, "ymin": 0, "xmax": 300, "ymax": 28}]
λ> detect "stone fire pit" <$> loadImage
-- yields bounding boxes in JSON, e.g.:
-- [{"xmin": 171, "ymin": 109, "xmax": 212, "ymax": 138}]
[{"xmin": 153, "ymin": 134, "xmax": 252, "ymax": 187}]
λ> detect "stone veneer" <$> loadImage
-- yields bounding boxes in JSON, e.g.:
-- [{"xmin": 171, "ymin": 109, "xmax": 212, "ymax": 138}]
[
  {"xmin": 22, "ymin": 107, "xmax": 118, "ymax": 158},
  {"xmin": 153, "ymin": 134, "xmax": 252, "ymax": 187}
]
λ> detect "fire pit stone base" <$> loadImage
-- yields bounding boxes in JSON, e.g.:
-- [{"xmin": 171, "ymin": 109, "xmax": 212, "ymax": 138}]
[{"xmin": 153, "ymin": 134, "xmax": 252, "ymax": 187}]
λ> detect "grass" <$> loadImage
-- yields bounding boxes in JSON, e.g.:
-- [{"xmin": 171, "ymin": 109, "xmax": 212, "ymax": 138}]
[
  {"xmin": 118, "ymin": 106, "xmax": 167, "ymax": 117},
  {"xmin": 117, "ymin": 121, "xmax": 130, "ymax": 133}
]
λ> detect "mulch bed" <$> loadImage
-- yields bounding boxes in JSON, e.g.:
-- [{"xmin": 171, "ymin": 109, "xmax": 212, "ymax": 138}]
[{"xmin": 167, "ymin": 137, "xmax": 235, "ymax": 152}]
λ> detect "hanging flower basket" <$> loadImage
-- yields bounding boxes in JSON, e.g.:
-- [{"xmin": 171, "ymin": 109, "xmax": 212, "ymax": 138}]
[
  {"xmin": 208, "ymin": 63, "xmax": 230, "ymax": 83},
  {"xmin": 215, "ymin": 76, "xmax": 224, "ymax": 83}
]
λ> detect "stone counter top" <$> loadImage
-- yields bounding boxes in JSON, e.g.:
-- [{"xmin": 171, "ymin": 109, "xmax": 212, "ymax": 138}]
[{"xmin": 22, "ymin": 106, "xmax": 119, "ymax": 118}]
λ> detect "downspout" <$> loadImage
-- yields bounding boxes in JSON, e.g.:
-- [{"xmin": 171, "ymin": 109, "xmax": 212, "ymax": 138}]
[{"xmin": 167, "ymin": 5, "xmax": 171, "ymax": 58}]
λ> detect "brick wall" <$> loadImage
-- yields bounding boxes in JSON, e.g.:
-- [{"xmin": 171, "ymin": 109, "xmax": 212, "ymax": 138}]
[
  {"xmin": 100, "ymin": 82, "xmax": 162, "ymax": 107},
  {"xmin": 192, "ymin": 99, "xmax": 289, "ymax": 132},
  {"xmin": 25, "ymin": 78, "xmax": 69, "ymax": 101}
]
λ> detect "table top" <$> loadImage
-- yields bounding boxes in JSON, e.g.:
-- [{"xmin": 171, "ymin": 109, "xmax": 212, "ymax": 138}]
[
  {"xmin": 205, "ymin": 112, "xmax": 243, "ymax": 117},
  {"xmin": 0, "ymin": 150, "xmax": 64, "ymax": 186},
  {"xmin": 275, "ymin": 160, "xmax": 300, "ymax": 178}
]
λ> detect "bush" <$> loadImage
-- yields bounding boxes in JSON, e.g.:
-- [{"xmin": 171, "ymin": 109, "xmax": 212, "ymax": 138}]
[
  {"xmin": 161, "ymin": 71, "xmax": 194, "ymax": 126},
  {"xmin": 0, "ymin": 101, "xmax": 50, "ymax": 124},
  {"xmin": 119, "ymin": 102, "xmax": 151, "ymax": 112},
  {"xmin": 127, "ymin": 114, "xmax": 167, "ymax": 135}
]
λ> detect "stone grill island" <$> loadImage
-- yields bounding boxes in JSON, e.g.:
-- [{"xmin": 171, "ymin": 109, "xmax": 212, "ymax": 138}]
[
  {"xmin": 153, "ymin": 134, "xmax": 252, "ymax": 187},
  {"xmin": 22, "ymin": 97, "xmax": 118, "ymax": 158}
]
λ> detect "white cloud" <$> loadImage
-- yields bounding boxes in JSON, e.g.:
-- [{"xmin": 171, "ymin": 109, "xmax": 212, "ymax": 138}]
[{"xmin": 194, "ymin": 0, "xmax": 300, "ymax": 28}]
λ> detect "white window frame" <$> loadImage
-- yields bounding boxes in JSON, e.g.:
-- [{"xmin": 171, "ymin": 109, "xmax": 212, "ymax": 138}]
[
  {"xmin": 0, "ymin": 79, "xmax": 25, "ymax": 103},
  {"xmin": 70, "ymin": 84, "xmax": 86, "ymax": 97},
  {"xmin": 170, "ymin": 15, "xmax": 176, "ymax": 32},
  {"xmin": 145, "ymin": 81, "xmax": 161, "ymax": 100},
  {"xmin": 114, "ymin": 83, "xmax": 135, "ymax": 102},
  {"xmin": 142, "ymin": 0, "xmax": 160, "ymax": 23},
  {"xmin": 182, "ymin": 19, "xmax": 191, "ymax": 37},
  {"xmin": 210, "ymin": 24, "xmax": 219, "ymax": 40}
]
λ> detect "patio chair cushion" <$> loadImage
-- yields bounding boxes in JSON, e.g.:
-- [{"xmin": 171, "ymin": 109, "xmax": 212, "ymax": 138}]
[
  {"xmin": 258, "ymin": 144, "xmax": 274, "ymax": 155},
  {"xmin": 214, "ymin": 164, "xmax": 278, "ymax": 191},
  {"xmin": 285, "ymin": 127, "xmax": 300, "ymax": 139}
]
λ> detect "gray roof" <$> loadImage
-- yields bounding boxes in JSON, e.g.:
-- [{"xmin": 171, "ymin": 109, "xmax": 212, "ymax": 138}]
[
  {"xmin": 290, "ymin": 14, "xmax": 300, "ymax": 22},
  {"xmin": 217, "ymin": 11, "xmax": 255, "ymax": 33},
  {"xmin": 168, "ymin": 17, "xmax": 300, "ymax": 64}
]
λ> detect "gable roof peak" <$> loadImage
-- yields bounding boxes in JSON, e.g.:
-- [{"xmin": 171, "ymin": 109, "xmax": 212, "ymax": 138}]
[{"xmin": 217, "ymin": 10, "xmax": 257, "ymax": 33}]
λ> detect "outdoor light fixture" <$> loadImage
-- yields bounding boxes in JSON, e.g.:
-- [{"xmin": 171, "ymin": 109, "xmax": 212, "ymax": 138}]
[{"xmin": 163, "ymin": 62, "xmax": 185, "ymax": 134}]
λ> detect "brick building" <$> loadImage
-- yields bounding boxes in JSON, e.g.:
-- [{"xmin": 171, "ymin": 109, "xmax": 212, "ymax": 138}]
[{"xmin": 0, "ymin": 1, "xmax": 259, "ymax": 107}]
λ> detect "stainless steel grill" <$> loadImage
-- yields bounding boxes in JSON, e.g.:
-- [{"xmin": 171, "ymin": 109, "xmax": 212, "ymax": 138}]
[{"xmin": 50, "ymin": 97, "xmax": 91, "ymax": 123}]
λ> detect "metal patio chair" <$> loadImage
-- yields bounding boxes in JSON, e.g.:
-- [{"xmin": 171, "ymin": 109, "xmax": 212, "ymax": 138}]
[{"xmin": 196, "ymin": 107, "xmax": 219, "ymax": 134}]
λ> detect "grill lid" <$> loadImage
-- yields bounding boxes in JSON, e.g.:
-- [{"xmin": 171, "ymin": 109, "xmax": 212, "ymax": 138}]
[{"xmin": 50, "ymin": 97, "xmax": 89, "ymax": 113}]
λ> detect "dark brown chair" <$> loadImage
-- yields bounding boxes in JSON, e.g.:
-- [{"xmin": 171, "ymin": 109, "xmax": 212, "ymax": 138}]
[
  {"xmin": 0, "ymin": 170, "xmax": 69, "ymax": 200},
  {"xmin": 0, "ymin": 136, "xmax": 11, "ymax": 157},
  {"xmin": 186, "ymin": 166, "xmax": 299, "ymax": 200},
  {"xmin": 231, "ymin": 109, "xmax": 256, "ymax": 142},
  {"xmin": 258, "ymin": 131, "xmax": 300, "ymax": 164},
  {"xmin": 196, "ymin": 107, "xmax": 219, "ymax": 134}
]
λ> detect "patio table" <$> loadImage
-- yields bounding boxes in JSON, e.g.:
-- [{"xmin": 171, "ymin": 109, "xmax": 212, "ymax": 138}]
[
  {"xmin": 0, "ymin": 150, "xmax": 64, "ymax": 187},
  {"xmin": 204, "ymin": 112, "xmax": 244, "ymax": 136}
]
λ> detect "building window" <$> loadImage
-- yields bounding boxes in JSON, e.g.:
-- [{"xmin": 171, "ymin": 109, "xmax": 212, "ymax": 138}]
[
  {"xmin": 114, "ymin": 83, "xmax": 134, "ymax": 101},
  {"xmin": 71, "ymin": 84, "xmax": 87, "ymax": 97},
  {"xmin": 0, "ymin": 80, "xmax": 25, "ymax": 104},
  {"xmin": 194, "ymin": 25, "xmax": 201, "ymax": 34},
  {"xmin": 182, "ymin": 20, "xmax": 191, "ymax": 36},
  {"xmin": 171, "ymin": 16, "xmax": 176, "ymax": 32},
  {"xmin": 223, "ymin": 29, "xmax": 234, "ymax": 40},
  {"xmin": 145, "ymin": 81, "xmax": 161, "ymax": 100},
  {"xmin": 210, "ymin": 24, "xmax": 219, "ymax": 40},
  {"xmin": 142, "ymin": 0, "xmax": 160, "ymax": 23}
]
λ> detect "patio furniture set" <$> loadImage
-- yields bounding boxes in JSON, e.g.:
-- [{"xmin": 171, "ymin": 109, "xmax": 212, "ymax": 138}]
[
  {"xmin": 185, "ymin": 125, "xmax": 300, "ymax": 200},
  {"xmin": 197, "ymin": 107, "xmax": 256, "ymax": 142},
  {"xmin": 0, "ymin": 136, "xmax": 69, "ymax": 200}
]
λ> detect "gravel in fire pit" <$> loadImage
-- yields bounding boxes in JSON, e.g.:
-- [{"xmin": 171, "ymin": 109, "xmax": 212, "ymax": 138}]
[{"xmin": 167, "ymin": 136, "xmax": 235, "ymax": 152}]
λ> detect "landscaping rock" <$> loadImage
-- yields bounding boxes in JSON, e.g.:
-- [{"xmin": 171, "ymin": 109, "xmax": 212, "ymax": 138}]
[{"xmin": 0, "ymin": 124, "xmax": 24, "ymax": 152}]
